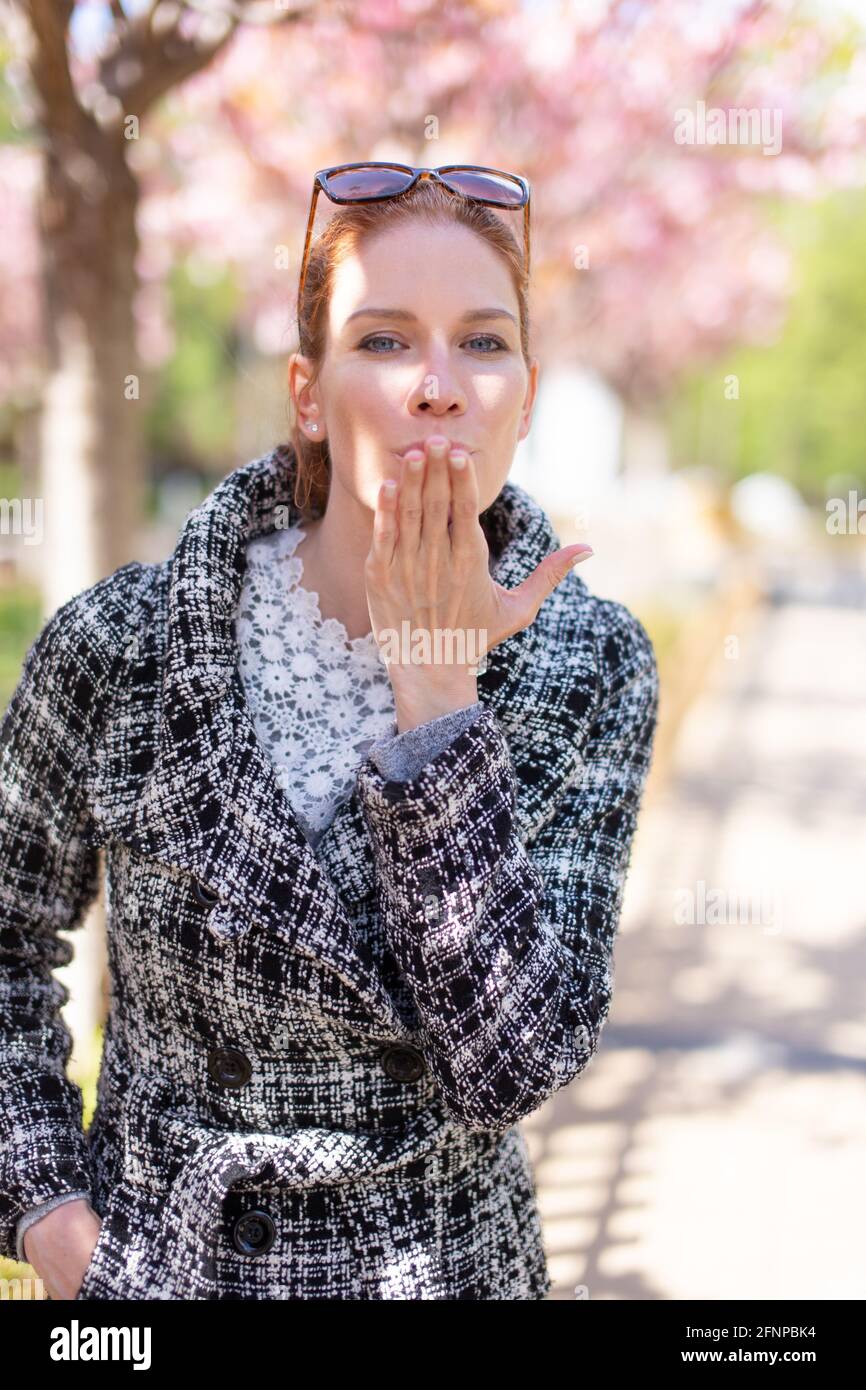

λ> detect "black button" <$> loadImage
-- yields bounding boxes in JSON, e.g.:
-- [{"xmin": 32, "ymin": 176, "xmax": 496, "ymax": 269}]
[
  {"xmin": 381, "ymin": 1044, "xmax": 425, "ymax": 1083},
  {"xmin": 207, "ymin": 1046, "xmax": 252, "ymax": 1089},
  {"xmin": 192, "ymin": 879, "xmax": 219, "ymax": 907},
  {"xmin": 231, "ymin": 1209, "xmax": 276, "ymax": 1256}
]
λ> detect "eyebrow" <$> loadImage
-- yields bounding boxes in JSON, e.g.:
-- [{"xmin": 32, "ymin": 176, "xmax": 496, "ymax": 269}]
[{"xmin": 345, "ymin": 306, "xmax": 519, "ymax": 328}]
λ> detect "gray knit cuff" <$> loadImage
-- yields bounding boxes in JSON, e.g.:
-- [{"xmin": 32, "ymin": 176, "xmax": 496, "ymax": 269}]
[
  {"xmin": 16, "ymin": 1190, "xmax": 91, "ymax": 1265},
  {"xmin": 369, "ymin": 702, "xmax": 484, "ymax": 782}
]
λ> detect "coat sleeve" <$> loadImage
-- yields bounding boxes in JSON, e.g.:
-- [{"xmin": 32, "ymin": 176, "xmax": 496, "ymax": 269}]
[
  {"xmin": 367, "ymin": 702, "xmax": 484, "ymax": 782},
  {"xmin": 355, "ymin": 602, "xmax": 659, "ymax": 1133},
  {"xmin": 0, "ymin": 576, "xmax": 134, "ymax": 1262}
]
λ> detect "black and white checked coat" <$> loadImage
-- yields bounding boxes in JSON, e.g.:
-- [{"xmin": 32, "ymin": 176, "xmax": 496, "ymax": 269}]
[{"xmin": 0, "ymin": 442, "xmax": 659, "ymax": 1300}]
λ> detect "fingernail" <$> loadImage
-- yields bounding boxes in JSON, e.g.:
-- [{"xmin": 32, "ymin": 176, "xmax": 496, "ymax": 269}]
[
  {"xmin": 383, "ymin": 480, "xmax": 397, "ymax": 493},
  {"xmin": 569, "ymin": 548, "xmax": 593, "ymax": 566},
  {"xmin": 450, "ymin": 452, "xmax": 467, "ymax": 469}
]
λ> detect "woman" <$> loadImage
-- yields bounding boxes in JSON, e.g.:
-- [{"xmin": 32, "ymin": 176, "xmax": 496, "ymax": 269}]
[{"xmin": 0, "ymin": 166, "xmax": 659, "ymax": 1300}]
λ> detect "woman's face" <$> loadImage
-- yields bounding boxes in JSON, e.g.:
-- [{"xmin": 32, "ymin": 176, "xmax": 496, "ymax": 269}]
[{"xmin": 290, "ymin": 219, "xmax": 539, "ymax": 516}]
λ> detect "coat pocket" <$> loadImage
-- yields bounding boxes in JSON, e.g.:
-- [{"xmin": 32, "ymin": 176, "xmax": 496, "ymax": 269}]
[
  {"xmin": 73, "ymin": 1200, "xmax": 114, "ymax": 1301},
  {"xmin": 72, "ymin": 1179, "xmax": 142, "ymax": 1301},
  {"xmin": 73, "ymin": 1075, "xmax": 180, "ymax": 1301}
]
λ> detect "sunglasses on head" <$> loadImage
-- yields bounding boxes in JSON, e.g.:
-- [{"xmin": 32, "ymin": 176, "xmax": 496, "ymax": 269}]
[{"xmin": 296, "ymin": 162, "xmax": 531, "ymax": 325}]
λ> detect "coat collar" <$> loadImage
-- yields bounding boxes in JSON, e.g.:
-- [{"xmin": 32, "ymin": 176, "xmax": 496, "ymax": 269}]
[{"xmin": 102, "ymin": 443, "xmax": 599, "ymax": 1041}]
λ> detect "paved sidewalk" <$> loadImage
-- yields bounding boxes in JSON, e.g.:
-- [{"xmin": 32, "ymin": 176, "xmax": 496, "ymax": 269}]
[{"xmin": 526, "ymin": 568, "xmax": 866, "ymax": 1300}]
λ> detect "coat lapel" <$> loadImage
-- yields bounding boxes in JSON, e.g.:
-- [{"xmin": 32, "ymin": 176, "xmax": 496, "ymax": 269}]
[{"xmin": 95, "ymin": 443, "xmax": 599, "ymax": 1040}]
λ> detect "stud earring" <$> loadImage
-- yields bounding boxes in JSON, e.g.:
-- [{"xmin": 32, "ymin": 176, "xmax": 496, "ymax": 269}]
[{"xmin": 308, "ymin": 422, "xmax": 318, "ymax": 432}]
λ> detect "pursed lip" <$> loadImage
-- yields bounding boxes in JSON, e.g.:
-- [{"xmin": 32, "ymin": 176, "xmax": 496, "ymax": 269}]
[{"xmin": 392, "ymin": 439, "xmax": 475, "ymax": 458}]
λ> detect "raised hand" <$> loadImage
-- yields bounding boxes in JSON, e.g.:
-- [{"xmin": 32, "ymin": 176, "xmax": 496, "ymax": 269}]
[{"xmin": 364, "ymin": 433, "xmax": 593, "ymax": 733}]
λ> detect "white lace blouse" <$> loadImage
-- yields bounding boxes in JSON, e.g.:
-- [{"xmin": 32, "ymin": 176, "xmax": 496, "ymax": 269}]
[{"xmin": 233, "ymin": 522, "xmax": 483, "ymax": 849}]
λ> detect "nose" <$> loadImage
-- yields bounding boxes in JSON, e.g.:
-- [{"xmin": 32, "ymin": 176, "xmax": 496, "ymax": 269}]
[
  {"xmin": 409, "ymin": 358, "xmax": 467, "ymax": 418},
  {"xmin": 418, "ymin": 397, "xmax": 462, "ymax": 415}
]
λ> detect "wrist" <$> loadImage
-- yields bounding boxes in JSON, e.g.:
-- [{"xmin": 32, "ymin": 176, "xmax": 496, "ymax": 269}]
[
  {"xmin": 23, "ymin": 1196, "xmax": 94, "ymax": 1263},
  {"xmin": 389, "ymin": 668, "xmax": 479, "ymax": 734}
]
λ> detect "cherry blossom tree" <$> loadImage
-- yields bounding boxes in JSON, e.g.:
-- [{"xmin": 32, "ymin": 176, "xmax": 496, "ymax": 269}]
[
  {"xmin": 1, "ymin": 0, "xmax": 864, "ymax": 601},
  {"xmin": 3, "ymin": 0, "xmax": 331, "ymax": 610}
]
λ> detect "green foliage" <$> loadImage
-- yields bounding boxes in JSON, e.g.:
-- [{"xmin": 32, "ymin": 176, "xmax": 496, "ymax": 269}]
[
  {"xmin": 146, "ymin": 261, "xmax": 242, "ymax": 463},
  {"xmin": 666, "ymin": 187, "xmax": 866, "ymax": 502},
  {"xmin": 0, "ymin": 582, "xmax": 42, "ymax": 711},
  {"xmin": 0, "ymin": 467, "xmax": 43, "ymax": 710},
  {"xmin": 0, "ymin": 34, "xmax": 31, "ymax": 146}
]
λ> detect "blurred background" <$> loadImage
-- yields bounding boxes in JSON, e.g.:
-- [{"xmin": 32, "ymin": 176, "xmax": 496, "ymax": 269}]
[{"xmin": 1, "ymin": 0, "xmax": 865, "ymax": 1300}]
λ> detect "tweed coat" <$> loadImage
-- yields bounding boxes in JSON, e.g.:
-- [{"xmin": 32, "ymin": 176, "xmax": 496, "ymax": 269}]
[{"xmin": 0, "ymin": 442, "xmax": 660, "ymax": 1300}]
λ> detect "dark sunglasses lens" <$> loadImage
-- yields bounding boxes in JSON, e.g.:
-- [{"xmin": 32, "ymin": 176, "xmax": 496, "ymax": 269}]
[
  {"xmin": 323, "ymin": 166, "xmax": 413, "ymax": 199},
  {"xmin": 441, "ymin": 169, "xmax": 525, "ymax": 206}
]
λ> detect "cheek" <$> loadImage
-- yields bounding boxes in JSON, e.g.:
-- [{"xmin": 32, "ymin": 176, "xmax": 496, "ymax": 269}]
[
  {"xmin": 473, "ymin": 362, "xmax": 528, "ymax": 419},
  {"xmin": 330, "ymin": 364, "xmax": 397, "ymax": 428}
]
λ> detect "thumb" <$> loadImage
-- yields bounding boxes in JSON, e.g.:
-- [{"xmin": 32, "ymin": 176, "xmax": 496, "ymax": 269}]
[{"xmin": 508, "ymin": 544, "xmax": 594, "ymax": 625}]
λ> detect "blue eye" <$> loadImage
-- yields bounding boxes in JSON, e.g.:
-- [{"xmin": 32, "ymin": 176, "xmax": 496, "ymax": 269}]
[
  {"xmin": 358, "ymin": 334, "xmax": 401, "ymax": 353},
  {"xmin": 465, "ymin": 334, "xmax": 507, "ymax": 352},
  {"xmin": 358, "ymin": 332, "xmax": 509, "ymax": 354}
]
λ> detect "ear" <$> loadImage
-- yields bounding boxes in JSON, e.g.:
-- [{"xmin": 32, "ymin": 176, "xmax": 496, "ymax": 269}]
[
  {"xmin": 517, "ymin": 357, "xmax": 540, "ymax": 444},
  {"xmin": 288, "ymin": 351, "xmax": 314, "ymax": 408},
  {"xmin": 288, "ymin": 352, "xmax": 325, "ymax": 442}
]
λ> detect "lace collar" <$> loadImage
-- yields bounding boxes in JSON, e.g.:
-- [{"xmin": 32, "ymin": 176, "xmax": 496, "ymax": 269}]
[{"xmin": 244, "ymin": 523, "xmax": 382, "ymax": 660}]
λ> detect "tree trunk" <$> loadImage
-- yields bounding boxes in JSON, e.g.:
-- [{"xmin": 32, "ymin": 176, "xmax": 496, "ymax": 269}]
[
  {"xmin": 37, "ymin": 124, "xmax": 145, "ymax": 612},
  {"xmin": 36, "ymin": 122, "xmax": 145, "ymax": 1066}
]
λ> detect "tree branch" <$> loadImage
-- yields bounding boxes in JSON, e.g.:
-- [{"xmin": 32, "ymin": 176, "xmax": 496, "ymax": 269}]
[
  {"xmin": 100, "ymin": 0, "xmax": 320, "ymax": 121},
  {"xmin": 19, "ymin": 0, "xmax": 88, "ymax": 138}
]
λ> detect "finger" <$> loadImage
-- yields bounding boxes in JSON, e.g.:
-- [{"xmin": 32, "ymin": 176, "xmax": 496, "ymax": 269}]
[
  {"xmin": 507, "ymin": 545, "xmax": 594, "ymax": 627},
  {"xmin": 370, "ymin": 477, "xmax": 400, "ymax": 569},
  {"xmin": 397, "ymin": 448, "xmax": 425, "ymax": 575},
  {"xmin": 447, "ymin": 448, "xmax": 478, "ymax": 559},
  {"xmin": 415, "ymin": 436, "xmax": 451, "ymax": 622},
  {"xmin": 419, "ymin": 436, "xmax": 452, "ymax": 551}
]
